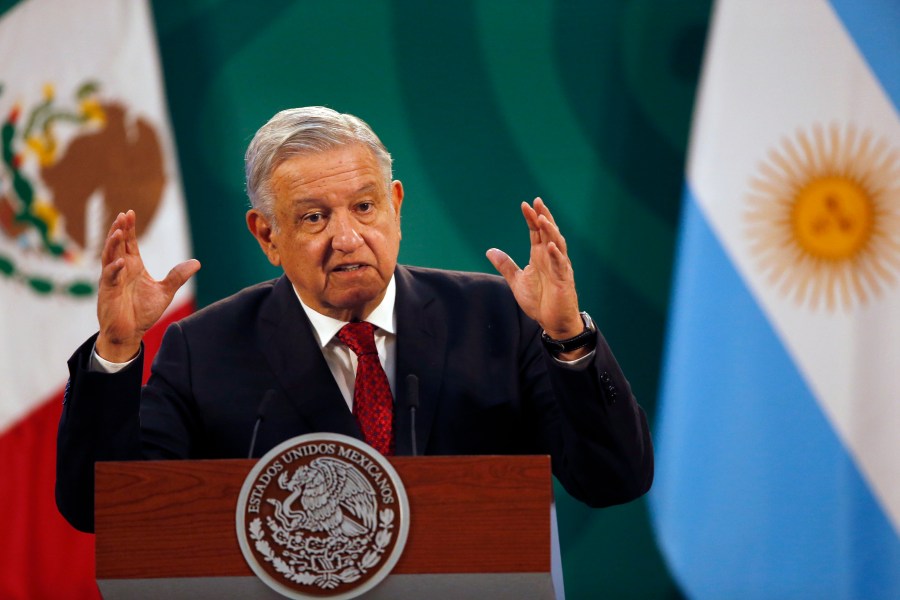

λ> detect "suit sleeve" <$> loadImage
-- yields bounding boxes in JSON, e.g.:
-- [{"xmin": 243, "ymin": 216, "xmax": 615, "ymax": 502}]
[
  {"xmin": 55, "ymin": 334, "xmax": 144, "ymax": 533},
  {"xmin": 55, "ymin": 323, "xmax": 202, "ymax": 532},
  {"xmin": 520, "ymin": 314, "xmax": 654, "ymax": 507}
]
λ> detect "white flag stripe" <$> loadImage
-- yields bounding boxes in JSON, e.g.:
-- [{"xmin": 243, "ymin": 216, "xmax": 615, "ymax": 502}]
[
  {"xmin": 689, "ymin": 0, "xmax": 900, "ymax": 532},
  {"xmin": 0, "ymin": 0, "xmax": 193, "ymax": 432}
]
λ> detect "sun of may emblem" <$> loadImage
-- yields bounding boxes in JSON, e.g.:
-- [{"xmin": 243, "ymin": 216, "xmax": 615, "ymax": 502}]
[{"xmin": 744, "ymin": 123, "xmax": 900, "ymax": 311}]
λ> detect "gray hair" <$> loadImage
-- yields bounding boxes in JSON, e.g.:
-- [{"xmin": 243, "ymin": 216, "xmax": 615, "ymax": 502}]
[{"xmin": 244, "ymin": 106, "xmax": 393, "ymax": 222}]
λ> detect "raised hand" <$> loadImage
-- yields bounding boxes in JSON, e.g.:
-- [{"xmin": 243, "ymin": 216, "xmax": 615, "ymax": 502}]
[
  {"xmin": 95, "ymin": 210, "xmax": 200, "ymax": 362},
  {"xmin": 486, "ymin": 198, "xmax": 585, "ymax": 346}
]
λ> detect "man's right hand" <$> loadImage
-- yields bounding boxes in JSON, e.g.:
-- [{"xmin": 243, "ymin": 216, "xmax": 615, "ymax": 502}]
[{"xmin": 95, "ymin": 210, "xmax": 201, "ymax": 363}]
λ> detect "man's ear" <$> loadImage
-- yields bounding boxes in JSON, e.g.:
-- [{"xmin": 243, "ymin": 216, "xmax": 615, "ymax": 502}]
[
  {"xmin": 391, "ymin": 180, "xmax": 404, "ymax": 237},
  {"xmin": 246, "ymin": 209, "xmax": 281, "ymax": 267}
]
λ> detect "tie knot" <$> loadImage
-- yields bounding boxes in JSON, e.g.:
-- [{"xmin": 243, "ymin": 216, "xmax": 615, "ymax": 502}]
[{"xmin": 337, "ymin": 321, "xmax": 378, "ymax": 357}]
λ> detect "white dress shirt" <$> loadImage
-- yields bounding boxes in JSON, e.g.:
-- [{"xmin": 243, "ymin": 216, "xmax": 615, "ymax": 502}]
[{"xmin": 295, "ymin": 277, "xmax": 397, "ymax": 411}]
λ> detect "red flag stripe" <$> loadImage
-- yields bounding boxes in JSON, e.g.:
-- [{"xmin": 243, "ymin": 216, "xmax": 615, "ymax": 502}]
[{"xmin": 0, "ymin": 298, "xmax": 194, "ymax": 600}]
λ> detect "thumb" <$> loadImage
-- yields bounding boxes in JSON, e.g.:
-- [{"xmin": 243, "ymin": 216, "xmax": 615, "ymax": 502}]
[
  {"xmin": 161, "ymin": 259, "xmax": 201, "ymax": 297},
  {"xmin": 486, "ymin": 248, "xmax": 520, "ymax": 285}
]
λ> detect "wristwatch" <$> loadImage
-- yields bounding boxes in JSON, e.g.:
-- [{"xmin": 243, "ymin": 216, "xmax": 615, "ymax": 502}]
[{"xmin": 541, "ymin": 311, "xmax": 597, "ymax": 355}]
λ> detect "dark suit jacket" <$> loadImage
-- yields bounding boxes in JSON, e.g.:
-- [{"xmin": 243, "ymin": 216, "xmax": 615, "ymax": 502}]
[{"xmin": 56, "ymin": 265, "xmax": 653, "ymax": 532}]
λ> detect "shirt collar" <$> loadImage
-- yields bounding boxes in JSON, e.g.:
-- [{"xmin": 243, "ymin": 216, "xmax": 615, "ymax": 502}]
[{"xmin": 294, "ymin": 276, "xmax": 397, "ymax": 349}]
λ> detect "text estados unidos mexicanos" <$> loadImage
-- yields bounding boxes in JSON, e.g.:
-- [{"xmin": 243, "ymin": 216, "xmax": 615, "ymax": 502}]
[{"xmin": 246, "ymin": 443, "xmax": 395, "ymax": 514}]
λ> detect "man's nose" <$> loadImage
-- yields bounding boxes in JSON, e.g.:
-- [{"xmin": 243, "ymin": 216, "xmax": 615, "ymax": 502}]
[{"xmin": 330, "ymin": 212, "xmax": 364, "ymax": 252}]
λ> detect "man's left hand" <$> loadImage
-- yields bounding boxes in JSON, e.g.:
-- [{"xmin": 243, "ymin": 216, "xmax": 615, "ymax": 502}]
[{"xmin": 487, "ymin": 198, "xmax": 588, "ymax": 358}]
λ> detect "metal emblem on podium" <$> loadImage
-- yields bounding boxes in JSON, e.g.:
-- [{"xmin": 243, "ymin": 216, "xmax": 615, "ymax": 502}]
[{"xmin": 236, "ymin": 433, "xmax": 410, "ymax": 599}]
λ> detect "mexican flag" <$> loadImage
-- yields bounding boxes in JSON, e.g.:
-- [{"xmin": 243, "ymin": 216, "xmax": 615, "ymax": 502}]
[{"xmin": 0, "ymin": 0, "xmax": 194, "ymax": 597}]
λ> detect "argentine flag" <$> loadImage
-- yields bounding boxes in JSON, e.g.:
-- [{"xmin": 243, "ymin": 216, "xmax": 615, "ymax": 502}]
[{"xmin": 652, "ymin": 1, "xmax": 900, "ymax": 598}]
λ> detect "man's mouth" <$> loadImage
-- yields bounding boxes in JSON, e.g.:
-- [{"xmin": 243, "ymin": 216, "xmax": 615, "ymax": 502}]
[{"xmin": 333, "ymin": 264, "xmax": 365, "ymax": 272}]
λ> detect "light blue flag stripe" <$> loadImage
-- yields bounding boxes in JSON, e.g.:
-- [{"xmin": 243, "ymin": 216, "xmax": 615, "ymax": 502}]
[
  {"xmin": 828, "ymin": 0, "xmax": 900, "ymax": 112},
  {"xmin": 651, "ymin": 186, "xmax": 900, "ymax": 599}
]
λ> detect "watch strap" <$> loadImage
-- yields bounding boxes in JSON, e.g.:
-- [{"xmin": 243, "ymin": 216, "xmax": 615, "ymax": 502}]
[{"xmin": 541, "ymin": 312, "xmax": 597, "ymax": 355}]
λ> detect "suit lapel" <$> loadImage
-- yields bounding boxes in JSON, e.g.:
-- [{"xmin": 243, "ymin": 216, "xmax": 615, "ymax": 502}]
[
  {"xmin": 394, "ymin": 266, "xmax": 447, "ymax": 455},
  {"xmin": 256, "ymin": 276, "xmax": 363, "ymax": 441}
]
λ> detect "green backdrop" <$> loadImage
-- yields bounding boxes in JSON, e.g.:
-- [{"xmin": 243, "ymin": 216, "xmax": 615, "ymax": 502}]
[{"xmin": 151, "ymin": 1, "xmax": 712, "ymax": 597}]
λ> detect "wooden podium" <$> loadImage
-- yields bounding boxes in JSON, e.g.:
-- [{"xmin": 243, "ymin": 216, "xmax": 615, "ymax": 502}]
[{"xmin": 95, "ymin": 455, "xmax": 556, "ymax": 599}]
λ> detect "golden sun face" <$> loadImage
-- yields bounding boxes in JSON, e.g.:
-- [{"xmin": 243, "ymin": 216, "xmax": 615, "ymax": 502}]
[{"xmin": 745, "ymin": 123, "xmax": 900, "ymax": 311}]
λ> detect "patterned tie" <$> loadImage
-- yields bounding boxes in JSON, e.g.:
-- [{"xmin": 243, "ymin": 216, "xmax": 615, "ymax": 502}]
[{"xmin": 337, "ymin": 321, "xmax": 394, "ymax": 455}]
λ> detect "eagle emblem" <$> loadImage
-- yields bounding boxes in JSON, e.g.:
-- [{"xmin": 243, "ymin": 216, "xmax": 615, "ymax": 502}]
[
  {"xmin": 0, "ymin": 81, "xmax": 165, "ymax": 297},
  {"xmin": 237, "ymin": 434, "xmax": 409, "ymax": 599},
  {"xmin": 271, "ymin": 457, "xmax": 379, "ymax": 561}
]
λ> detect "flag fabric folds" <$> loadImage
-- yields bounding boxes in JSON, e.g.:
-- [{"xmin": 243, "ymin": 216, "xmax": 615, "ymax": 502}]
[
  {"xmin": 0, "ymin": 1, "xmax": 193, "ymax": 597},
  {"xmin": 652, "ymin": 0, "xmax": 900, "ymax": 598}
]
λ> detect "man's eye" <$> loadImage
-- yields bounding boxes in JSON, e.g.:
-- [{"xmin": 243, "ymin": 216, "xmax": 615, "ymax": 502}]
[
  {"xmin": 304, "ymin": 213, "xmax": 324, "ymax": 224},
  {"xmin": 357, "ymin": 202, "xmax": 374, "ymax": 213}
]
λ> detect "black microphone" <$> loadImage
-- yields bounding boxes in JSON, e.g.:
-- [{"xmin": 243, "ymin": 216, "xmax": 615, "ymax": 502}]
[
  {"xmin": 248, "ymin": 390, "xmax": 277, "ymax": 459},
  {"xmin": 406, "ymin": 374, "xmax": 420, "ymax": 456}
]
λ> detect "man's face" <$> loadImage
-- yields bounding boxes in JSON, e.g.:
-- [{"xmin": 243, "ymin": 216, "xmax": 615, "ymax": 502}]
[{"xmin": 247, "ymin": 144, "xmax": 403, "ymax": 321}]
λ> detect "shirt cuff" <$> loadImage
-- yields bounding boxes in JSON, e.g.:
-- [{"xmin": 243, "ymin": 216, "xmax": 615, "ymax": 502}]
[
  {"xmin": 90, "ymin": 343, "xmax": 140, "ymax": 373},
  {"xmin": 551, "ymin": 348, "xmax": 595, "ymax": 370}
]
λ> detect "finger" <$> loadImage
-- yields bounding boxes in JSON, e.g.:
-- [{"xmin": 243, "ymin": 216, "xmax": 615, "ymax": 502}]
[
  {"xmin": 533, "ymin": 197, "xmax": 559, "ymax": 228},
  {"xmin": 160, "ymin": 259, "xmax": 201, "ymax": 297},
  {"xmin": 537, "ymin": 213, "xmax": 568, "ymax": 255},
  {"xmin": 520, "ymin": 202, "xmax": 542, "ymax": 246},
  {"xmin": 101, "ymin": 212, "xmax": 126, "ymax": 262},
  {"xmin": 100, "ymin": 257, "xmax": 125, "ymax": 286},
  {"xmin": 104, "ymin": 211, "xmax": 125, "ymax": 241},
  {"xmin": 100, "ymin": 228, "xmax": 124, "ymax": 267},
  {"xmin": 485, "ymin": 248, "xmax": 521, "ymax": 285},
  {"xmin": 123, "ymin": 209, "xmax": 140, "ymax": 256},
  {"xmin": 521, "ymin": 201, "xmax": 540, "ymax": 228},
  {"xmin": 547, "ymin": 242, "xmax": 573, "ymax": 279}
]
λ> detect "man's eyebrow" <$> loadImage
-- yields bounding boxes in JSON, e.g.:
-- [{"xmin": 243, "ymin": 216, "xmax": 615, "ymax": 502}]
[
  {"xmin": 289, "ymin": 197, "xmax": 321, "ymax": 209},
  {"xmin": 353, "ymin": 183, "xmax": 378, "ymax": 195},
  {"xmin": 289, "ymin": 183, "xmax": 379, "ymax": 207}
]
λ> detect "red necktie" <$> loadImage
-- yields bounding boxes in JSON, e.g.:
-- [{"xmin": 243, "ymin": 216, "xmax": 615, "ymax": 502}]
[{"xmin": 337, "ymin": 322, "xmax": 394, "ymax": 455}]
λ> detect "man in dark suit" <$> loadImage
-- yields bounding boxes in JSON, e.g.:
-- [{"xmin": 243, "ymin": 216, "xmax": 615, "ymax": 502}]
[{"xmin": 56, "ymin": 107, "xmax": 653, "ymax": 533}]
